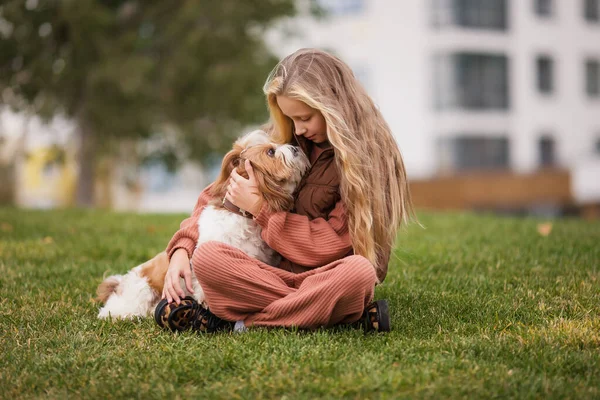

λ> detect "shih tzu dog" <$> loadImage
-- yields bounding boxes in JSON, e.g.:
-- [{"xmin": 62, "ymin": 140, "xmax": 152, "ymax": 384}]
[{"xmin": 96, "ymin": 129, "xmax": 310, "ymax": 319}]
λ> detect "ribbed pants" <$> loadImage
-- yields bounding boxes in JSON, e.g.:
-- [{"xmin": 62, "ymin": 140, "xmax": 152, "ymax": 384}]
[{"xmin": 191, "ymin": 241, "xmax": 377, "ymax": 329}]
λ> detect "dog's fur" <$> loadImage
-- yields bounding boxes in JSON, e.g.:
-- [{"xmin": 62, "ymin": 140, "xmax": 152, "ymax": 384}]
[{"xmin": 97, "ymin": 130, "xmax": 310, "ymax": 319}]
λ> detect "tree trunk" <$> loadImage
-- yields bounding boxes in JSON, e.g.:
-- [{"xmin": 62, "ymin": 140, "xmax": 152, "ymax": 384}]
[
  {"xmin": 0, "ymin": 113, "xmax": 20, "ymax": 205},
  {"xmin": 0, "ymin": 162, "xmax": 15, "ymax": 205},
  {"xmin": 76, "ymin": 116, "xmax": 96, "ymax": 207},
  {"xmin": 11, "ymin": 113, "xmax": 31, "ymax": 206}
]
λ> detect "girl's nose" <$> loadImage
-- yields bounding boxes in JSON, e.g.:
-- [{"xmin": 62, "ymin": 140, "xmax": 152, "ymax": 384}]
[{"xmin": 295, "ymin": 124, "xmax": 307, "ymax": 135}]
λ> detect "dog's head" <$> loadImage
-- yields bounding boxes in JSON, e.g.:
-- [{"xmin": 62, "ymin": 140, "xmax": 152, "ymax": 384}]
[{"xmin": 211, "ymin": 129, "xmax": 310, "ymax": 212}]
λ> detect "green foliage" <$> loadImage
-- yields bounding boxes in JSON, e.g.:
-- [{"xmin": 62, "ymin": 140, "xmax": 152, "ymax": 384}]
[
  {"xmin": 0, "ymin": 0, "xmax": 297, "ymax": 160},
  {"xmin": 1, "ymin": 209, "xmax": 599, "ymax": 398}
]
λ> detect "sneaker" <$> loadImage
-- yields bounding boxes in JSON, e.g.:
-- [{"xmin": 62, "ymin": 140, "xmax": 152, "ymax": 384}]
[
  {"xmin": 362, "ymin": 300, "xmax": 391, "ymax": 333},
  {"xmin": 154, "ymin": 296, "xmax": 234, "ymax": 333}
]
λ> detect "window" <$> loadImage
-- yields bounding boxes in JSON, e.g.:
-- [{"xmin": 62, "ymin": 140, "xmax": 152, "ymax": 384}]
[
  {"xmin": 584, "ymin": 0, "xmax": 600, "ymax": 22},
  {"xmin": 319, "ymin": 0, "xmax": 365, "ymax": 16},
  {"xmin": 586, "ymin": 59, "xmax": 600, "ymax": 97},
  {"xmin": 539, "ymin": 136, "xmax": 556, "ymax": 167},
  {"xmin": 438, "ymin": 136, "xmax": 510, "ymax": 172},
  {"xmin": 432, "ymin": 0, "xmax": 508, "ymax": 30},
  {"xmin": 535, "ymin": 0, "xmax": 553, "ymax": 17},
  {"xmin": 537, "ymin": 56, "xmax": 554, "ymax": 94},
  {"xmin": 434, "ymin": 53, "xmax": 509, "ymax": 110}
]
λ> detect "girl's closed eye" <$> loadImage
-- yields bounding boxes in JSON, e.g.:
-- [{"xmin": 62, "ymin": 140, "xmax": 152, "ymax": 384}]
[{"xmin": 300, "ymin": 116, "xmax": 311, "ymax": 122}]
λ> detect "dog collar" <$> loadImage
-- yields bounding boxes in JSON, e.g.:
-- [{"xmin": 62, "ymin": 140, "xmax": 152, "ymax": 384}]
[{"xmin": 222, "ymin": 198, "xmax": 254, "ymax": 219}]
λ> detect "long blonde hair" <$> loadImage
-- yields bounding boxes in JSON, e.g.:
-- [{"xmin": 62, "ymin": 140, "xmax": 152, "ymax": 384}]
[{"xmin": 263, "ymin": 48, "xmax": 414, "ymax": 277}]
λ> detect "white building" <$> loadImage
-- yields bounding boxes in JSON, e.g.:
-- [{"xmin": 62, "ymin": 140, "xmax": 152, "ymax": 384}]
[{"xmin": 269, "ymin": 0, "xmax": 600, "ymax": 203}]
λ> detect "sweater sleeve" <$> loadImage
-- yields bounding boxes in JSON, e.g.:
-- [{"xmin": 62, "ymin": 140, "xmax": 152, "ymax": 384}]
[
  {"xmin": 165, "ymin": 184, "xmax": 215, "ymax": 260},
  {"xmin": 253, "ymin": 200, "xmax": 353, "ymax": 267}
]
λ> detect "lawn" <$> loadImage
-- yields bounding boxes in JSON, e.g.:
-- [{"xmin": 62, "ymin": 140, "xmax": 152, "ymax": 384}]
[{"xmin": 0, "ymin": 207, "xmax": 599, "ymax": 399}]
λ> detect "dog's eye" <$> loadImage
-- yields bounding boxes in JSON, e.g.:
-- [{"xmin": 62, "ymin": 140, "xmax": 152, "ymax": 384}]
[{"xmin": 267, "ymin": 148, "xmax": 275, "ymax": 157}]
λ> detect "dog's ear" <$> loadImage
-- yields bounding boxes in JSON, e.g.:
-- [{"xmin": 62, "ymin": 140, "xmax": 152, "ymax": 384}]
[
  {"xmin": 252, "ymin": 167, "xmax": 294, "ymax": 213},
  {"xmin": 210, "ymin": 145, "xmax": 243, "ymax": 197}
]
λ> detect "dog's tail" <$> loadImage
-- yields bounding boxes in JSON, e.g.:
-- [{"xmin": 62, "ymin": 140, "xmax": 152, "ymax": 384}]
[{"xmin": 96, "ymin": 275, "xmax": 122, "ymax": 304}]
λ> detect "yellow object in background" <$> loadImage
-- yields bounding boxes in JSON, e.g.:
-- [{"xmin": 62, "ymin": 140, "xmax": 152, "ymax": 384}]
[{"xmin": 21, "ymin": 146, "xmax": 76, "ymax": 208}]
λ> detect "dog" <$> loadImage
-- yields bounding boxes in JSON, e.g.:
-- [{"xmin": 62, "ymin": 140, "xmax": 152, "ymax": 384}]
[{"xmin": 96, "ymin": 129, "xmax": 310, "ymax": 319}]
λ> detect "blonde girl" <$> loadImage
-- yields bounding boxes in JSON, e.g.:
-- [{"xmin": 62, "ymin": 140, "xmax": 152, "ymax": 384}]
[{"xmin": 158, "ymin": 48, "xmax": 413, "ymax": 333}]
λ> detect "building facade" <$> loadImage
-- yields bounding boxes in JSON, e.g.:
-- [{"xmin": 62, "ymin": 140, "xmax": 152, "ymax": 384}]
[{"xmin": 269, "ymin": 0, "xmax": 600, "ymax": 205}]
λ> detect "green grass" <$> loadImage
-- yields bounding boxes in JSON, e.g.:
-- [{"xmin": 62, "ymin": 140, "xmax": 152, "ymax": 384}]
[{"xmin": 1, "ymin": 208, "xmax": 599, "ymax": 399}]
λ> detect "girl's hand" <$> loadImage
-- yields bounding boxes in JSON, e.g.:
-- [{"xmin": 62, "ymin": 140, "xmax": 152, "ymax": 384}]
[
  {"xmin": 226, "ymin": 160, "xmax": 264, "ymax": 216},
  {"xmin": 162, "ymin": 248, "xmax": 194, "ymax": 304}
]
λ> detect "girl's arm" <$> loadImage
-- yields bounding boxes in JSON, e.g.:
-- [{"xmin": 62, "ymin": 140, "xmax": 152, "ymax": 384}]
[
  {"xmin": 165, "ymin": 184, "xmax": 214, "ymax": 260},
  {"xmin": 227, "ymin": 160, "xmax": 352, "ymax": 267},
  {"xmin": 253, "ymin": 200, "xmax": 353, "ymax": 267},
  {"xmin": 163, "ymin": 184, "xmax": 215, "ymax": 303}
]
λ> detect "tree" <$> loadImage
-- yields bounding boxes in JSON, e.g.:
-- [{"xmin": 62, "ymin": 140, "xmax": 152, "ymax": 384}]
[{"xmin": 0, "ymin": 0, "xmax": 299, "ymax": 206}]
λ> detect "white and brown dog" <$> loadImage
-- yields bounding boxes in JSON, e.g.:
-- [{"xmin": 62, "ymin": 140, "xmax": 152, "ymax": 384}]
[{"xmin": 96, "ymin": 130, "xmax": 310, "ymax": 319}]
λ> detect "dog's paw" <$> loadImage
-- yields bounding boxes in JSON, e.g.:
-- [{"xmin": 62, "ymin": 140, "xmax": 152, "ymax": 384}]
[{"xmin": 97, "ymin": 307, "xmax": 112, "ymax": 319}]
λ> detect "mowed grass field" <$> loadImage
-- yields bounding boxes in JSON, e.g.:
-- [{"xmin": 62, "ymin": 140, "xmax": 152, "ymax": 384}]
[{"xmin": 0, "ymin": 207, "xmax": 599, "ymax": 399}]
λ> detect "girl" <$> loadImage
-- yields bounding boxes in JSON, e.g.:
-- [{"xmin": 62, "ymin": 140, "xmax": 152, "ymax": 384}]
[{"xmin": 157, "ymin": 48, "xmax": 414, "ymax": 333}]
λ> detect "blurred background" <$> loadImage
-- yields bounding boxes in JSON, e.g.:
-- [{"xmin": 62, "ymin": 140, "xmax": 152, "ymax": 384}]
[{"xmin": 1, "ymin": 0, "xmax": 599, "ymax": 218}]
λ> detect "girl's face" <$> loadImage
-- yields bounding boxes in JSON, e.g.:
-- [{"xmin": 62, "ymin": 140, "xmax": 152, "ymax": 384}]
[{"xmin": 276, "ymin": 96, "xmax": 328, "ymax": 145}]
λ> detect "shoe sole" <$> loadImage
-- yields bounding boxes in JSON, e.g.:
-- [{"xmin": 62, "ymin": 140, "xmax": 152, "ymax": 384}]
[
  {"xmin": 375, "ymin": 300, "xmax": 391, "ymax": 332},
  {"xmin": 154, "ymin": 298, "xmax": 170, "ymax": 329}
]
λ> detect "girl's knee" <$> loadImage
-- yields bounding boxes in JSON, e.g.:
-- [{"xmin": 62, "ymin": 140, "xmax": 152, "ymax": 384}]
[
  {"xmin": 340, "ymin": 255, "xmax": 378, "ymax": 289},
  {"xmin": 192, "ymin": 241, "xmax": 227, "ymax": 281},
  {"xmin": 195, "ymin": 241, "xmax": 223, "ymax": 259}
]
